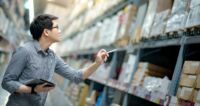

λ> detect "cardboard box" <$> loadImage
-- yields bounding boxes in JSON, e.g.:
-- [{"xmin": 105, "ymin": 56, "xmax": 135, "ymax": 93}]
[
  {"xmin": 193, "ymin": 90, "xmax": 199, "ymax": 103},
  {"xmin": 147, "ymin": 63, "xmax": 171, "ymax": 74},
  {"xmin": 132, "ymin": 68, "xmax": 148, "ymax": 85},
  {"xmin": 179, "ymin": 74, "xmax": 197, "ymax": 87},
  {"xmin": 118, "ymin": 5, "xmax": 137, "ymax": 38},
  {"xmin": 132, "ymin": 27, "xmax": 142, "ymax": 43},
  {"xmin": 183, "ymin": 61, "xmax": 200, "ymax": 74},
  {"xmin": 150, "ymin": 9, "xmax": 171, "ymax": 36},
  {"xmin": 77, "ymin": 84, "xmax": 89, "ymax": 106},
  {"xmin": 196, "ymin": 75, "xmax": 200, "ymax": 88},
  {"xmin": 156, "ymin": 0, "xmax": 173, "ymax": 13},
  {"xmin": 177, "ymin": 87, "xmax": 181, "ymax": 97},
  {"xmin": 141, "ymin": 0, "xmax": 157, "ymax": 39},
  {"xmin": 177, "ymin": 87, "xmax": 194, "ymax": 101},
  {"xmin": 131, "ymin": 3, "xmax": 147, "ymax": 43}
]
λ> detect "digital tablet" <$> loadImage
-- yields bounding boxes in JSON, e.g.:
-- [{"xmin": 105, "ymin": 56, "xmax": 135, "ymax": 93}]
[{"xmin": 25, "ymin": 79, "xmax": 55, "ymax": 87}]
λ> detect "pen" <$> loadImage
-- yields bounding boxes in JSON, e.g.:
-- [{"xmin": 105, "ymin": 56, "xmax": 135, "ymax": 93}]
[{"xmin": 107, "ymin": 49, "xmax": 118, "ymax": 54}]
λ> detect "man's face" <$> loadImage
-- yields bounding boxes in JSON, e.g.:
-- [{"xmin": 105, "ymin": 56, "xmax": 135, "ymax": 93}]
[{"xmin": 48, "ymin": 20, "xmax": 61, "ymax": 43}]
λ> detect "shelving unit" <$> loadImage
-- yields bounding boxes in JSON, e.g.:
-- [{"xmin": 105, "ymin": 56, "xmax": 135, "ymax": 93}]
[
  {"xmin": 0, "ymin": 1, "xmax": 28, "ymax": 104},
  {"xmin": 61, "ymin": 33, "xmax": 200, "ymax": 105},
  {"xmin": 56, "ymin": 0, "xmax": 200, "ymax": 106},
  {"xmin": 0, "ymin": 0, "xmax": 28, "ymax": 48}
]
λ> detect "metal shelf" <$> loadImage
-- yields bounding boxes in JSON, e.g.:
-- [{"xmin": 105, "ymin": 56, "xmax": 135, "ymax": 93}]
[
  {"xmin": 128, "ymin": 85, "xmax": 166, "ymax": 105},
  {"xmin": 185, "ymin": 36, "xmax": 200, "ymax": 45},
  {"xmin": 85, "ymin": 75, "xmax": 198, "ymax": 106},
  {"xmin": 88, "ymin": 76, "xmax": 107, "ymax": 85},
  {"xmin": 107, "ymin": 79, "xmax": 129, "ymax": 92},
  {"xmin": 139, "ymin": 37, "xmax": 182, "ymax": 49},
  {"xmin": 63, "ymin": 38, "xmax": 183, "ymax": 57}
]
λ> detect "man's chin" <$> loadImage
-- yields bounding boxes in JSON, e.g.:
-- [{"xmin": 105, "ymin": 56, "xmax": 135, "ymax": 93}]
[{"xmin": 52, "ymin": 39, "xmax": 61, "ymax": 43}]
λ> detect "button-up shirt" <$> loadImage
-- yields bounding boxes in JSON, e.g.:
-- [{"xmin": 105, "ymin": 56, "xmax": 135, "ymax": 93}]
[{"xmin": 1, "ymin": 40, "xmax": 83, "ymax": 106}]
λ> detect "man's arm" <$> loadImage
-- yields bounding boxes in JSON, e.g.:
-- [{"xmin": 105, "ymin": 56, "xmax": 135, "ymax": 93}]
[
  {"xmin": 55, "ymin": 49, "xmax": 109, "ymax": 83},
  {"xmin": 1, "ymin": 47, "xmax": 30, "ymax": 93}
]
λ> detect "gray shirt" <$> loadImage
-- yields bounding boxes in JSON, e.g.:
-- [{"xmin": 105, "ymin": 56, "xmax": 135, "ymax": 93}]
[{"xmin": 1, "ymin": 40, "xmax": 83, "ymax": 106}]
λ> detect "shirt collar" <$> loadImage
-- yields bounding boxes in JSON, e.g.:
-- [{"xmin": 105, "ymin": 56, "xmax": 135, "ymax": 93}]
[{"xmin": 33, "ymin": 40, "xmax": 51, "ymax": 55}]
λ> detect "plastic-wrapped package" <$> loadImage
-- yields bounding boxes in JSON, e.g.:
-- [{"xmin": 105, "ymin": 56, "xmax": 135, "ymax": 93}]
[
  {"xmin": 171, "ymin": 0, "xmax": 190, "ymax": 14},
  {"xmin": 190, "ymin": 0, "xmax": 200, "ymax": 8},
  {"xmin": 150, "ymin": 9, "xmax": 170, "ymax": 36},
  {"xmin": 118, "ymin": 55, "xmax": 136, "ymax": 83},
  {"xmin": 131, "ymin": 3, "xmax": 147, "ymax": 43},
  {"xmin": 143, "ymin": 76, "xmax": 162, "ymax": 92},
  {"xmin": 90, "ymin": 26, "xmax": 100, "ymax": 49},
  {"xmin": 69, "ymin": 0, "xmax": 88, "ymax": 20},
  {"xmin": 98, "ymin": 19, "xmax": 110, "ymax": 46},
  {"xmin": 165, "ymin": 0, "xmax": 190, "ymax": 32},
  {"xmin": 0, "ymin": 8, "xmax": 9, "ymax": 34},
  {"xmin": 185, "ymin": 6, "xmax": 200, "ymax": 28},
  {"xmin": 117, "ymin": 5, "xmax": 137, "ymax": 39},
  {"xmin": 86, "ymin": 28, "xmax": 99, "ymax": 49},
  {"xmin": 79, "ymin": 31, "xmax": 89, "ymax": 50},
  {"xmin": 141, "ymin": 0, "xmax": 158, "ymax": 38},
  {"xmin": 165, "ymin": 12, "xmax": 188, "ymax": 32},
  {"xmin": 108, "ymin": 16, "xmax": 120, "ymax": 45},
  {"xmin": 143, "ymin": 76, "xmax": 170, "ymax": 94}
]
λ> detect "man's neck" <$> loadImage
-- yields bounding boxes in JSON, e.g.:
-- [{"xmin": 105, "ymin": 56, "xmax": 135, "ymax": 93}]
[{"xmin": 38, "ymin": 39, "xmax": 52, "ymax": 52}]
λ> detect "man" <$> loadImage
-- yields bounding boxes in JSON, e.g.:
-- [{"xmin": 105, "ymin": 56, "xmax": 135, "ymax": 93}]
[{"xmin": 1, "ymin": 14, "xmax": 109, "ymax": 106}]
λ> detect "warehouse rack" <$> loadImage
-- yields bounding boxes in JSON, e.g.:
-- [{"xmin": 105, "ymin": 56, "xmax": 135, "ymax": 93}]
[
  {"xmin": 0, "ymin": 0, "xmax": 29, "ymax": 49},
  {"xmin": 58, "ymin": 0, "xmax": 200, "ymax": 105},
  {"xmin": 1, "ymin": 0, "xmax": 199, "ymax": 105},
  {"xmin": 63, "ymin": 0, "xmax": 146, "ymax": 39},
  {"xmin": 61, "ymin": 32, "xmax": 200, "ymax": 105},
  {"xmin": 60, "ymin": 1, "xmax": 200, "ymax": 102}
]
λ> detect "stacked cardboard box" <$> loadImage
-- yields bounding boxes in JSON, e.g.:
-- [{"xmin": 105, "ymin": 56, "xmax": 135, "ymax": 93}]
[
  {"xmin": 150, "ymin": 9, "xmax": 171, "ymax": 37},
  {"xmin": 83, "ymin": 0, "xmax": 122, "ymax": 26},
  {"xmin": 86, "ymin": 90, "xmax": 99, "ymax": 106},
  {"xmin": 132, "ymin": 62, "xmax": 172, "ymax": 86},
  {"xmin": 140, "ymin": 0, "xmax": 158, "ymax": 39},
  {"xmin": 131, "ymin": 3, "xmax": 147, "ymax": 43},
  {"xmin": 149, "ymin": 0, "xmax": 172, "ymax": 37},
  {"xmin": 177, "ymin": 61, "xmax": 200, "ymax": 103},
  {"xmin": 76, "ymin": 83, "xmax": 89, "ymax": 106},
  {"xmin": 64, "ymin": 82, "xmax": 89, "ymax": 106},
  {"xmin": 141, "ymin": 0, "xmax": 172, "ymax": 39},
  {"xmin": 114, "ymin": 4, "xmax": 138, "ymax": 46}
]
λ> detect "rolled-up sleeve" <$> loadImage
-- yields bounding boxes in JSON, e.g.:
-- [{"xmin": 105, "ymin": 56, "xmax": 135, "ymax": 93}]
[
  {"xmin": 1, "ymin": 47, "xmax": 28, "ymax": 93},
  {"xmin": 55, "ymin": 55, "xmax": 83, "ymax": 84}
]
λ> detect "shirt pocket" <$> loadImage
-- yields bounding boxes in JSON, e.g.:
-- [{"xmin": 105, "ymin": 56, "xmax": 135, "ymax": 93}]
[
  {"xmin": 25, "ymin": 61, "xmax": 42, "ymax": 78},
  {"xmin": 28, "ymin": 60, "xmax": 41, "ymax": 72}
]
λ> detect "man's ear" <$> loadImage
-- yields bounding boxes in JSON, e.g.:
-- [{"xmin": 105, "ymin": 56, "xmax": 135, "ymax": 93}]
[{"xmin": 43, "ymin": 29, "xmax": 49, "ymax": 36}]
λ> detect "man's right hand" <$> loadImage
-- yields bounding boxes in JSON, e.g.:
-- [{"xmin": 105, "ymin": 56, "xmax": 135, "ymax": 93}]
[{"xmin": 34, "ymin": 83, "xmax": 55, "ymax": 93}]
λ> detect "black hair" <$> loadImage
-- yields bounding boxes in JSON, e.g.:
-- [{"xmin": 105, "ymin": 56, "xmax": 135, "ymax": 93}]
[{"xmin": 30, "ymin": 14, "xmax": 58, "ymax": 41}]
